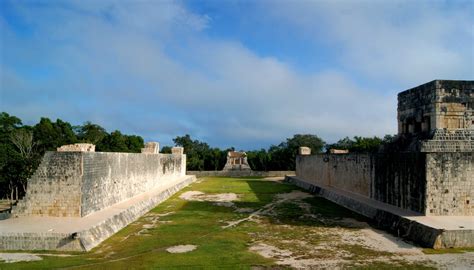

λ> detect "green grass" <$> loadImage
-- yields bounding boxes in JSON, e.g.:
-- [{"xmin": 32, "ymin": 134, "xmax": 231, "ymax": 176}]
[
  {"xmin": 422, "ymin": 247, "xmax": 474, "ymax": 254},
  {"xmin": 0, "ymin": 177, "xmax": 445, "ymax": 269}
]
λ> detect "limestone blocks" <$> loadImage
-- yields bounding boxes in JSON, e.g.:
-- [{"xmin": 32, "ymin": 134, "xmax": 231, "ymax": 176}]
[
  {"xmin": 57, "ymin": 143, "xmax": 95, "ymax": 152},
  {"xmin": 298, "ymin": 147, "xmax": 311, "ymax": 155},
  {"xmin": 329, "ymin": 149, "xmax": 349, "ymax": 154},
  {"xmin": 141, "ymin": 142, "xmax": 160, "ymax": 154},
  {"xmin": 171, "ymin": 147, "xmax": 184, "ymax": 155}
]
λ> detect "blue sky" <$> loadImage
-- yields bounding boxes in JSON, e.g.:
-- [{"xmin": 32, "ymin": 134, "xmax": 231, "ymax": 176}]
[{"xmin": 1, "ymin": 0, "xmax": 473, "ymax": 150}]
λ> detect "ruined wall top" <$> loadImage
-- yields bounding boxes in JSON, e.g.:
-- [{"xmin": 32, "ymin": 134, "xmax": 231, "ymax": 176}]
[
  {"xmin": 57, "ymin": 143, "xmax": 95, "ymax": 152},
  {"xmin": 397, "ymin": 80, "xmax": 473, "ymax": 135},
  {"xmin": 141, "ymin": 142, "xmax": 159, "ymax": 154}
]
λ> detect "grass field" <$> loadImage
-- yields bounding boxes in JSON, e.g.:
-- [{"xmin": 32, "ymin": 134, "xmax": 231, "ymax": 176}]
[{"xmin": 0, "ymin": 177, "xmax": 469, "ymax": 269}]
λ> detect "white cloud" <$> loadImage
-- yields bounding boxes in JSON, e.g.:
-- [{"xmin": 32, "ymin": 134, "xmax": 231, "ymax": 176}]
[
  {"xmin": 3, "ymin": 0, "xmax": 470, "ymax": 148},
  {"xmin": 263, "ymin": 0, "xmax": 473, "ymax": 85}
]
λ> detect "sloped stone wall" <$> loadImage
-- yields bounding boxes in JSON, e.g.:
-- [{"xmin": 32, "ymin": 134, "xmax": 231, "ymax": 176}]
[{"xmin": 12, "ymin": 152, "xmax": 83, "ymax": 217}]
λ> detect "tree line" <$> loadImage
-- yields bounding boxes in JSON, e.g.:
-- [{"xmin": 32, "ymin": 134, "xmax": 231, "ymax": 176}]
[
  {"xmin": 170, "ymin": 134, "xmax": 394, "ymax": 172},
  {"xmin": 0, "ymin": 111, "xmax": 393, "ymax": 203}
]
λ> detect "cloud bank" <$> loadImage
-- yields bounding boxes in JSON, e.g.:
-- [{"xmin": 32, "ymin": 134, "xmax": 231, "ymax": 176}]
[{"xmin": 1, "ymin": 0, "xmax": 472, "ymax": 149}]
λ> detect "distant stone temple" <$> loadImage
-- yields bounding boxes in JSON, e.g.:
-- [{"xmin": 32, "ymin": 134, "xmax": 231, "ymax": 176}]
[{"xmin": 223, "ymin": 151, "xmax": 251, "ymax": 171}]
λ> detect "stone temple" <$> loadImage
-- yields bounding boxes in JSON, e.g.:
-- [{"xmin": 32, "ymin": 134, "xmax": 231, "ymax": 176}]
[
  {"xmin": 287, "ymin": 80, "xmax": 473, "ymax": 248},
  {"xmin": 223, "ymin": 151, "xmax": 251, "ymax": 171}
]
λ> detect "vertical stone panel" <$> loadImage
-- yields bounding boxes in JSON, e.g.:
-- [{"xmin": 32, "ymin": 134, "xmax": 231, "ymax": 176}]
[
  {"xmin": 425, "ymin": 152, "xmax": 473, "ymax": 216},
  {"xmin": 296, "ymin": 154, "xmax": 372, "ymax": 197},
  {"xmin": 373, "ymin": 153, "xmax": 426, "ymax": 213}
]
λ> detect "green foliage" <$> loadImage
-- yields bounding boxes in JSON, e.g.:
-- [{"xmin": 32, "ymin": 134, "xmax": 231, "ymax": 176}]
[
  {"xmin": 170, "ymin": 134, "xmax": 325, "ymax": 171},
  {"xmin": 172, "ymin": 134, "xmax": 229, "ymax": 171},
  {"xmin": 250, "ymin": 134, "xmax": 325, "ymax": 170},
  {"xmin": 75, "ymin": 121, "xmax": 107, "ymax": 144},
  {"xmin": 325, "ymin": 136, "xmax": 393, "ymax": 153}
]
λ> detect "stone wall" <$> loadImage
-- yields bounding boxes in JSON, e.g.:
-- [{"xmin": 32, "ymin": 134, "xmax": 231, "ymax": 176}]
[
  {"xmin": 372, "ymin": 153, "xmax": 426, "ymax": 213},
  {"xmin": 425, "ymin": 152, "xmax": 473, "ymax": 216},
  {"xmin": 295, "ymin": 152, "xmax": 473, "ymax": 216},
  {"xmin": 12, "ymin": 151, "xmax": 186, "ymax": 217},
  {"xmin": 296, "ymin": 154, "xmax": 372, "ymax": 197},
  {"xmin": 80, "ymin": 152, "xmax": 185, "ymax": 216},
  {"xmin": 12, "ymin": 152, "xmax": 83, "ymax": 217}
]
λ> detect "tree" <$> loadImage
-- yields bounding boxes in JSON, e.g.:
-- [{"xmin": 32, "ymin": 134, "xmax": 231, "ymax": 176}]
[
  {"xmin": 267, "ymin": 134, "xmax": 325, "ymax": 170},
  {"xmin": 10, "ymin": 128, "xmax": 36, "ymax": 159},
  {"xmin": 75, "ymin": 122, "xmax": 107, "ymax": 144},
  {"xmin": 33, "ymin": 118, "xmax": 77, "ymax": 152},
  {"xmin": 326, "ymin": 136, "xmax": 385, "ymax": 153}
]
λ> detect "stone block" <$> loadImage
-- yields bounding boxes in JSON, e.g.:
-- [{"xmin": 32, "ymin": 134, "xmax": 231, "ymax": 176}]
[
  {"xmin": 57, "ymin": 143, "xmax": 95, "ymax": 152},
  {"xmin": 298, "ymin": 147, "xmax": 311, "ymax": 155},
  {"xmin": 141, "ymin": 142, "xmax": 159, "ymax": 154},
  {"xmin": 171, "ymin": 147, "xmax": 184, "ymax": 155}
]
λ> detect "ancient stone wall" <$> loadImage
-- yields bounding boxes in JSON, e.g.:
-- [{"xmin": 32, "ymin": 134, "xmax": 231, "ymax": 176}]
[
  {"xmin": 296, "ymin": 154, "xmax": 372, "ymax": 197},
  {"xmin": 80, "ymin": 153, "xmax": 185, "ymax": 216},
  {"xmin": 12, "ymin": 152, "xmax": 83, "ymax": 217},
  {"xmin": 13, "ymin": 151, "xmax": 186, "ymax": 217},
  {"xmin": 296, "ymin": 152, "xmax": 473, "ymax": 216},
  {"xmin": 372, "ymin": 153, "xmax": 426, "ymax": 213},
  {"xmin": 425, "ymin": 152, "xmax": 473, "ymax": 216}
]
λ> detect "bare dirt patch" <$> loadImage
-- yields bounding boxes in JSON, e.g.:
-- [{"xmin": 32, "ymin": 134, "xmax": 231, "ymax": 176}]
[
  {"xmin": 0, "ymin": 253, "xmax": 42, "ymax": 263},
  {"xmin": 0, "ymin": 253, "xmax": 75, "ymax": 263},
  {"xmin": 179, "ymin": 191, "xmax": 239, "ymax": 203},
  {"xmin": 166, "ymin": 245, "xmax": 197, "ymax": 254}
]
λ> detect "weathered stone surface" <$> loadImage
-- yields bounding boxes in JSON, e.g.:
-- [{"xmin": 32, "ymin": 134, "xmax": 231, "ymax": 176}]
[
  {"xmin": 425, "ymin": 152, "xmax": 473, "ymax": 216},
  {"xmin": 329, "ymin": 149, "xmax": 349, "ymax": 154},
  {"xmin": 296, "ymin": 154, "xmax": 372, "ymax": 197},
  {"xmin": 397, "ymin": 80, "xmax": 473, "ymax": 135},
  {"xmin": 12, "ymin": 151, "xmax": 187, "ymax": 217},
  {"xmin": 298, "ymin": 147, "xmax": 311, "ymax": 155},
  {"xmin": 223, "ymin": 151, "xmax": 251, "ymax": 171},
  {"xmin": 141, "ymin": 142, "xmax": 159, "ymax": 154},
  {"xmin": 171, "ymin": 147, "xmax": 184, "ymax": 155},
  {"xmin": 0, "ymin": 175, "xmax": 196, "ymax": 251},
  {"xmin": 57, "ymin": 143, "xmax": 95, "ymax": 152}
]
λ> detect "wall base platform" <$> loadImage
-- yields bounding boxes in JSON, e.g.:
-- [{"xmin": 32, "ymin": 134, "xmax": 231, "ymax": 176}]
[
  {"xmin": 0, "ymin": 175, "xmax": 196, "ymax": 252},
  {"xmin": 285, "ymin": 176, "xmax": 474, "ymax": 249}
]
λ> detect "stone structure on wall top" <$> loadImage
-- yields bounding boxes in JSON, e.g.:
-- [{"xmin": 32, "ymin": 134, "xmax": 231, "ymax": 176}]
[
  {"xmin": 57, "ymin": 143, "xmax": 95, "ymax": 152},
  {"xmin": 298, "ymin": 147, "xmax": 311, "ymax": 155},
  {"xmin": 141, "ymin": 142, "xmax": 159, "ymax": 154},
  {"xmin": 223, "ymin": 151, "xmax": 251, "ymax": 171},
  {"xmin": 398, "ymin": 80, "xmax": 473, "ymax": 134}
]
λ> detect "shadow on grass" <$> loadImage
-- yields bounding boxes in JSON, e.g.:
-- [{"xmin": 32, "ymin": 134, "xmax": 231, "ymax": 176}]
[{"xmin": 178, "ymin": 178, "xmax": 370, "ymax": 229}]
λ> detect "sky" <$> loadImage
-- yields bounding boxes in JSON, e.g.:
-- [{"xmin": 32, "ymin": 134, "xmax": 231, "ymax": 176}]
[{"xmin": 1, "ymin": 0, "xmax": 473, "ymax": 150}]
